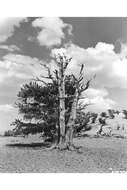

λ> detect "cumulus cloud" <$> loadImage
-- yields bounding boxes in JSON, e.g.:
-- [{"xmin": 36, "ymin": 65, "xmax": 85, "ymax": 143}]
[
  {"xmin": 32, "ymin": 17, "xmax": 72, "ymax": 47},
  {"xmin": 52, "ymin": 42, "xmax": 127, "ymax": 89},
  {"xmin": 85, "ymin": 88, "xmax": 108, "ymax": 98},
  {"xmin": 0, "ymin": 17, "xmax": 27, "ymax": 42},
  {"xmin": 83, "ymin": 88, "xmax": 116, "ymax": 112},
  {"xmin": 0, "ymin": 53, "xmax": 43, "ymax": 82},
  {"xmin": 3, "ymin": 53, "xmax": 42, "ymax": 66},
  {"xmin": 112, "ymin": 58, "xmax": 127, "ymax": 78},
  {"xmin": 85, "ymin": 42, "xmax": 127, "ymax": 88}
]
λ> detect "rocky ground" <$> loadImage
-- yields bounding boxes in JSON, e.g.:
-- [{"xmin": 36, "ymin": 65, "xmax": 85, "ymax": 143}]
[{"xmin": 0, "ymin": 135, "xmax": 127, "ymax": 172}]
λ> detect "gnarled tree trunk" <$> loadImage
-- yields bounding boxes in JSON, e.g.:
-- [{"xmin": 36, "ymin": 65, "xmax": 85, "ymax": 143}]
[
  {"xmin": 65, "ymin": 88, "xmax": 79, "ymax": 148},
  {"xmin": 58, "ymin": 59, "xmax": 66, "ymax": 149}
]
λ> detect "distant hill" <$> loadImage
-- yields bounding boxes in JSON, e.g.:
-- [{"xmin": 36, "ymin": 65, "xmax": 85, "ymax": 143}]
[{"xmin": 85, "ymin": 111, "xmax": 127, "ymax": 138}]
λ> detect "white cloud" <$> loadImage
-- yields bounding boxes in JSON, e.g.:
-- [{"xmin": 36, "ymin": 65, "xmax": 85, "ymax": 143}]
[
  {"xmin": 32, "ymin": 17, "xmax": 72, "ymax": 47},
  {"xmin": 87, "ymin": 42, "xmax": 115, "ymax": 58},
  {"xmin": 3, "ymin": 53, "xmax": 42, "ymax": 66},
  {"xmin": 0, "ymin": 17, "xmax": 27, "ymax": 42},
  {"xmin": 0, "ymin": 104, "xmax": 14, "ymax": 112},
  {"xmin": 53, "ymin": 42, "xmax": 127, "ymax": 89},
  {"xmin": 85, "ymin": 88, "xmax": 108, "ymax": 98},
  {"xmin": 112, "ymin": 58, "xmax": 127, "ymax": 77},
  {"xmin": 84, "ymin": 88, "xmax": 116, "ymax": 112},
  {"xmin": 86, "ymin": 42, "xmax": 127, "ymax": 88},
  {"xmin": 0, "ymin": 53, "xmax": 44, "ymax": 82}
]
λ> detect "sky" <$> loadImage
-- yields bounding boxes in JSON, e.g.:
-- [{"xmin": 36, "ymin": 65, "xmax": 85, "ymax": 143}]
[{"xmin": 0, "ymin": 17, "xmax": 127, "ymax": 133}]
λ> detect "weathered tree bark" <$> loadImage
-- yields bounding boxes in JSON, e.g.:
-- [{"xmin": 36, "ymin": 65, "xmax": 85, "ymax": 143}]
[
  {"xmin": 65, "ymin": 88, "xmax": 79, "ymax": 148},
  {"xmin": 58, "ymin": 59, "xmax": 66, "ymax": 149},
  {"xmin": 65, "ymin": 64, "xmax": 92, "ymax": 150}
]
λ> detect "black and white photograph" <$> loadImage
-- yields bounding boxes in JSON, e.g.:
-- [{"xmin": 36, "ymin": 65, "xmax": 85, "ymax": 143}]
[{"xmin": 1, "ymin": 16, "xmax": 127, "ymax": 174}]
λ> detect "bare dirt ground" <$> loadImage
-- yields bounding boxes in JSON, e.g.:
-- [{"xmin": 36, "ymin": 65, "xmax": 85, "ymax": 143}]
[{"xmin": 0, "ymin": 136, "xmax": 127, "ymax": 172}]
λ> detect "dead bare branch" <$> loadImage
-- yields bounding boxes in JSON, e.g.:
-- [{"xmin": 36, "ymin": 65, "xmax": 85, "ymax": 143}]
[
  {"xmin": 53, "ymin": 69, "xmax": 59, "ymax": 80},
  {"xmin": 33, "ymin": 77, "xmax": 48, "ymax": 86},
  {"xmin": 79, "ymin": 64, "xmax": 84, "ymax": 75}
]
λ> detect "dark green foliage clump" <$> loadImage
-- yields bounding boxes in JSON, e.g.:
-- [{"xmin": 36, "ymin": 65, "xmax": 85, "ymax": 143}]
[
  {"xmin": 12, "ymin": 76, "xmax": 77, "ymax": 139},
  {"xmin": 100, "ymin": 112, "xmax": 107, "ymax": 118},
  {"xmin": 75, "ymin": 111, "xmax": 92, "ymax": 134},
  {"xmin": 90, "ymin": 112, "xmax": 98, "ymax": 123}
]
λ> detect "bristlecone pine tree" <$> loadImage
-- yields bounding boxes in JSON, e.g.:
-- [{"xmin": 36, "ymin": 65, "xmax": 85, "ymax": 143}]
[
  {"xmin": 12, "ymin": 50, "xmax": 93, "ymax": 150},
  {"xmin": 51, "ymin": 52, "xmax": 92, "ymax": 150}
]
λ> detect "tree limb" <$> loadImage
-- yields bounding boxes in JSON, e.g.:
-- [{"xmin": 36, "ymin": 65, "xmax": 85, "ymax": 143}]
[{"xmin": 33, "ymin": 77, "xmax": 48, "ymax": 86}]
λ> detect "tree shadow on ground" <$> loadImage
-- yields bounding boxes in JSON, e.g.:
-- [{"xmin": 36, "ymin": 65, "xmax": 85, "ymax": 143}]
[{"xmin": 6, "ymin": 142, "xmax": 51, "ymax": 149}]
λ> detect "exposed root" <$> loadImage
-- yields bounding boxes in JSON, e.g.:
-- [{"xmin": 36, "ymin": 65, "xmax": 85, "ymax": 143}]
[
  {"xmin": 66, "ymin": 144, "xmax": 83, "ymax": 153},
  {"xmin": 47, "ymin": 142, "xmax": 83, "ymax": 153},
  {"xmin": 47, "ymin": 143, "xmax": 59, "ymax": 150}
]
